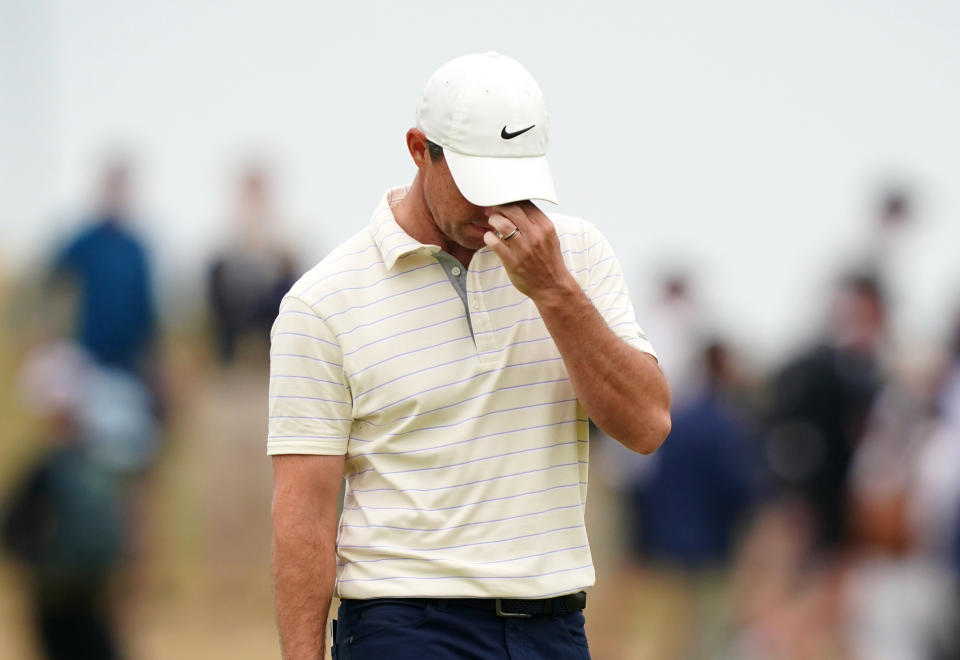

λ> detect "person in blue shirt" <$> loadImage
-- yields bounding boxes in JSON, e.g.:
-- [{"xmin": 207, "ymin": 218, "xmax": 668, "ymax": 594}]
[
  {"xmin": 630, "ymin": 340, "xmax": 759, "ymax": 567},
  {"xmin": 52, "ymin": 159, "xmax": 156, "ymax": 376}
]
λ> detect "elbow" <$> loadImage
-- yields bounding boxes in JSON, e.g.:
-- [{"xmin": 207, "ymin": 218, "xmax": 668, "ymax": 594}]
[{"xmin": 625, "ymin": 407, "xmax": 672, "ymax": 455}]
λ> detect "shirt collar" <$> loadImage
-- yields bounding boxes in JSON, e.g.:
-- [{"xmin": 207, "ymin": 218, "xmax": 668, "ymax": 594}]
[{"xmin": 368, "ymin": 186, "xmax": 441, "ymax": 270}]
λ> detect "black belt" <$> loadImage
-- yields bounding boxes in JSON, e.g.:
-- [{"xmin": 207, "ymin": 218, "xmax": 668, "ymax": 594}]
[{"xmin": 344, "ymin": 591, "xmax": 587, "ymax": 619}]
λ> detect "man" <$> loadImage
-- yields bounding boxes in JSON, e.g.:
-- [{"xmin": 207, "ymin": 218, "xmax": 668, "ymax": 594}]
[
  {"xmin": 269, "ymin": 52, "xmax": 671, "ymax": 659},
  {"xmin": 52, "ymin": 159, "xmax": 156, "ymax": 377}
]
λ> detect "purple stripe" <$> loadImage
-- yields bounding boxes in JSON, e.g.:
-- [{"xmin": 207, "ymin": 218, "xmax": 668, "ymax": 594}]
[
  {"xmin": 353, "ymin": 352, "xmax": 479, "ymax": 402},
  {"xmin": 349, "ymin": 419, "xmax": 577, "ymax": 459},
  {"xmin": 312, "ymin": 262, "xmax": 440, "ymax": 305},
  {"xmin": 352, "ymin": 440, "xmax": 578, "ymax": 478},
  {"xmin": 345, "ymin": 482, "xmax": 579, "ymax": 513},
  {"xmin": 474, "ymin": 262, "xmax": 506, "ymax": 275},
  {"xmin": 301, "ymin": 260, "xmax": 381, "ymax": 295},
  {"xmin": 473, "ymin": 316, "xmax": 541, "ymax": 336},
  {"xmin": 339, "ymin": 544, "xmax": 588, "ymax": 567},
  {"xmin": 270, "ymin": 434, "xmax": 346, "ymax": 440},
  {"xmin": 571, "ymin": 238, "xmax": 604, "ymax": 255},
  {"xmin": 353, "ymin": 400, "xmax": 576, "ymax": 442},
  {"xmin": 349, "ymin": 334, "xmax": 473, "ymax": 378},
  {"xmin": 326, "ymin": 243, "xmax": 378, "ymax": 264},
  {"xmin": 374, "ymin": 227, "xmax": 404, "ymax": 243},
  {"xmin": 340, "ymin": 503, "xmax": 581, "ymax": 532},
  {"xmin": 336, "ymin": 563, "xmax": 592, "ymax": 584},
  {"xmin": 272, "ymin": 331, "xmax": 339, "ymax": 348},
  {"xmin": 596, "ymin": 305, "xmax": 631, "ymax": 316},
  {"xmin": 584, "ymin": 273, "xmax": 623, "ymax": 293},
  {"xmin": 270, "ymin": 394, "xmax": 351, "ymax": 405},
  {"xmin": 468, "ymin": 281, "xmax": 518, "ymax": 296},
  {"xmin": 276, "ymin": 309, "xmax": 323, "ymax": 321},
  {"xmin": 271, "ymin": 353, "xmax": 342, "ymax": 368},
  {"xmin": 588, "ymin": 254, "xmax": 616, "ymax": 272},
  {"xmin": 476, "ymin": 335, "xmax": 551, "ymax": 357},
  {"xmin": 349, "ymin": 461, "xmax": 577, "ymax": 494},
  {"xmin": 471, "ymin": 297, "xmax": 531, "ymax": 315},
  {"xmin": 362, "ymin": 377, "xmax": 570, "ymax": 430},
  {"xmin": 343, "ymin": 315, "xmax": 463, "ymax": 357},
  {"xmin": 337, "ymin": 523, "xmax": 581, "ymax": 553},
  {"xmin": 610, "ymin": 321, "xmax": 639, "ymax": 331},
  {"xmin": 589, "ymin": 291, "xmax": 622, "ymax": 303},
  {"xmin": 384, "ymin": 239, "xmax": 424, "ymax": 259},
  {"xmin": 364, "ymin": 357, "xmax": 564, "ymax": 417},
  {"xmin": 271, "ymin": 374, "xmax": 345, "ymax": 387},
  {"xmin": 320, "ymin": 279, "xmax": 448, "ymax": 319},
  {"xmin": 335, "ymin": 296, "xmax": 460, "ymax": 338}
]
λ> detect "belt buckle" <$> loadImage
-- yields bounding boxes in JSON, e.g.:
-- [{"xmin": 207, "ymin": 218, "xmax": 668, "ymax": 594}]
[{"xmin": 495, "ymin": 598, "xmax": 532, "ymax": 618}]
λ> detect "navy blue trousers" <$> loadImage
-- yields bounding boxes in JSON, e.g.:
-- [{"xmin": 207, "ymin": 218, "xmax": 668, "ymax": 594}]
[{"xmin": 332, "ymin": 598, "xmax": 592, "ymax": 659}]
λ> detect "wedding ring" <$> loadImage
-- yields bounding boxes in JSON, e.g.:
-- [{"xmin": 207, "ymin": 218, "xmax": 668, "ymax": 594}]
[{"xmin": 499, "ymin": 228, "xmax": 520, "ymax": 242}]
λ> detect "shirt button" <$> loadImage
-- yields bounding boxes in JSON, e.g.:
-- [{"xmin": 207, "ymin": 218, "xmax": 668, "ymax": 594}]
[
  {"xmin": 471, "ymin": 299, "xmax": 480, "ymax": 309},
  {"xmin": 451, "ymin": 266, "xmax": 462, "ymax": 277}
]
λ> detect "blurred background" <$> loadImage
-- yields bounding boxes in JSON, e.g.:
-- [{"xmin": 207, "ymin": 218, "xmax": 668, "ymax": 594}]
[{"xmin": 1, "ymin": 0, "xmax": 959, "ymax": 658}]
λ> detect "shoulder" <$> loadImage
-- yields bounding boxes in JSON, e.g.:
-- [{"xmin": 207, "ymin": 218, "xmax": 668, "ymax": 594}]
[
  {"xmin": 546, "ymin": 212, "xmax": 613, "ymax": 267},
  {"xmin": 283, "ymin": 227, "xmax": 382, "ymax": 308},
  {"xmin": 546, "ymin": 212, "xmax": 606, "ymax": 244}
]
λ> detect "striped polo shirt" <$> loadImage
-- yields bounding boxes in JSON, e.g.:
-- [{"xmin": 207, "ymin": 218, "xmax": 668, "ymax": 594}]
[{"xmin": 268, "ymin": 186, "xmax": 656, "ymax": 599}]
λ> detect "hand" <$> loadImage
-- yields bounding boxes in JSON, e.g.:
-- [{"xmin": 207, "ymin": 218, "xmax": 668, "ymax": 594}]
[{"xmin": 482, "ymin": 201, "xmax": 578, "ymax": 304}]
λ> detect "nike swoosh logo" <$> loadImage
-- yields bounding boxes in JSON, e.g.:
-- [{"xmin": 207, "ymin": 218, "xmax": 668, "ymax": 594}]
[{"xmin": 501, "ymin": 125, "xmax": 535, "ymax": 139}]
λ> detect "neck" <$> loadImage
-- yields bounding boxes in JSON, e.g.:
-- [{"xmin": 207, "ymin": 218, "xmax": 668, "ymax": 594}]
[{"xmin": 392, "ymin": 173, "xmax": 476, "ymax": 267}]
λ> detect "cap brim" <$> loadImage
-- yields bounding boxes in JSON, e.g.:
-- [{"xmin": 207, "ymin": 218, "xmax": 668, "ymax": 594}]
[{"xmin": 444, "ymin": 151, "xmax": 558, "ymax": 207}]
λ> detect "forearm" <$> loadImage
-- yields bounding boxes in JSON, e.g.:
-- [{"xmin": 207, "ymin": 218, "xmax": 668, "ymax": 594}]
[
  {"xmin": 535, "ymin": 278, "xmax": 671, "ymax": 453},
  {"xmin": 272, "ymin": 515, "xmax": 337, "ymax": 659}
]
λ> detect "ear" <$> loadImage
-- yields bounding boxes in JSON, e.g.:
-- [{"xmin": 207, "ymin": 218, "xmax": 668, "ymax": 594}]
[{"xmin": 406, "ymin": 128, "xmax": 429, "ymax": 168}]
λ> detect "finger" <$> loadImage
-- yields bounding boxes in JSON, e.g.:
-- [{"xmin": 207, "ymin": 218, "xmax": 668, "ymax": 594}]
[
  {"xmin": 517, "ymin": 200, "xmax": 546, "ymax": 226},
  {"xmin": 515, "ymin": 201, "xmax": 550, "ymax": 231},
  {"xmin": 487, "ymin": 213, "xmax": 516, "ymax": 238},
  {"xmin": 490, "ymin": 203, "xmax": 533, "ymax": 232},
  {"xmin": 483, "ymin": 230, "xmax": 508, "ymax": 257}
]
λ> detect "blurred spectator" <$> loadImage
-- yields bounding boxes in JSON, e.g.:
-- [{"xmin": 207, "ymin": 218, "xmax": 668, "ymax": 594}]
[
  {"xmin": 861, "ymin": 186, "xmax": 914, "ymax": 280},
  {"xmin": 841, "ymin": 309, "xmax": 960, "ymax": 660},
  {"xmin": 50, "ymin": 158, "xmax": 156, "ymax": 377},
  {"xmin": 1, "ymin": 342, "xmax": 158, "ymax": 660},
  {"xmin": 593, "ymin": 271, "xmax": 704, "ymax": 494},
  {"xmin": 764, "ymin": 273, "xmax": 887, "ymax": 551},
  {"xmin": 728, "ymin": 497, "xmax": 846, "ymax": 659},
  {"xmin": 629, "ymin": 339, "xmax": 759, "ymax": 568},
  {"xmin": 207, "ymin": 164, "xmax": 297, "ymax": 365},
  {"xmin": 642, "ymin": 270, "xmax": 703, "ymax": 408}
]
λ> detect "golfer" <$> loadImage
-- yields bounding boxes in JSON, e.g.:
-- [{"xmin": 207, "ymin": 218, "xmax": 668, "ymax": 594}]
[{"xmin": 268, "ymin": 51, "xmax": 671, "ymax": 659}]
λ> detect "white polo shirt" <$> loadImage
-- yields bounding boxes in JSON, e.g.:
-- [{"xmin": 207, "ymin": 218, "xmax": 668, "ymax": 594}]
[{"xmin": 268, "ymin": 186, "xmax": 656, "ymax": 599}]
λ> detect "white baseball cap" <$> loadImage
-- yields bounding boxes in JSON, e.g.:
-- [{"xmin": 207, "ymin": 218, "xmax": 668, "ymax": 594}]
[{"xmin": 416, "ymin": 51, "xmax": 558, "ymax": 207}]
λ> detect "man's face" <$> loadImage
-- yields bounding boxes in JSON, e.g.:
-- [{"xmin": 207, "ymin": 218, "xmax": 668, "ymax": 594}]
[{"xmin": 421, "ymin": 152, "xmax": 492, "ymax": 251}]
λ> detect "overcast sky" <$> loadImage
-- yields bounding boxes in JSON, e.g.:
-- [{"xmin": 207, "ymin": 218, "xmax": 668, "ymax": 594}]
[{"xmin": 2, "ymin": 0, "xmax": 959, "ymax": 363}]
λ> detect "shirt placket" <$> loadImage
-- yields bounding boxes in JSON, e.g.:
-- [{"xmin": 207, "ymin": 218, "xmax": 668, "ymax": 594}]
[{"xmin": 466, "ymin": 264, "xmax": 499, "ymax": 366}]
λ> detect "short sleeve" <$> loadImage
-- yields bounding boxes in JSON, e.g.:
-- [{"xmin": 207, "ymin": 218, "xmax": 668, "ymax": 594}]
[
  {"xmin": 267, "ymin": 295, "xmax": 353, "ymax": 455},
  {"xmin": 581, "ymin": 225, "xmax": 658, "ymax": 360}
]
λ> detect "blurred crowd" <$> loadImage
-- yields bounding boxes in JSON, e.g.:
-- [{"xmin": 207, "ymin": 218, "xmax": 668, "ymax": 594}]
[
  {"xmin": 1, "ymin": 157, "xmax": 297, "ymax": 659},
  {"xmin": 593, "ymin": 190, "xmax": 960, "ymax": 659},
  {"xmin": 1, "ymin": 157, "xmax": 958, "ymax": 660}
]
